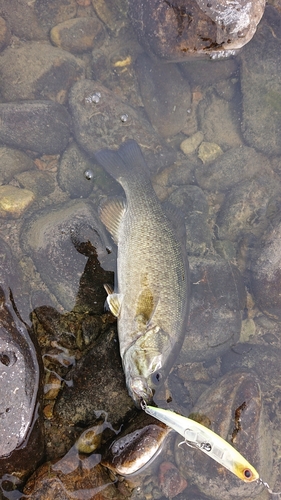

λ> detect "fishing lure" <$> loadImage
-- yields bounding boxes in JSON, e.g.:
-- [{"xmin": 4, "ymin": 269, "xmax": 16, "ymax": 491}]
[{"xmin": 141, "ymin": 401, "xmax": 280, "ymax": 496}]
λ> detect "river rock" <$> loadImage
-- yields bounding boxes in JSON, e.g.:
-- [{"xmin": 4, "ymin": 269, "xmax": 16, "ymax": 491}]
[
  {"xmin": 178, "ymin": 255, "xmax": 246, "ymax": 363},
  {"xmin": 50, "ymin": 16, "xmax": 105, "ymax": 53},
  {"xmin": 175, "ymin": 371, "xmax": 272, "ymax": 499},
  {"xmin": 195, "ymin": 145, "xmax": 272, "ymax": 192},
  {"xmin": 168, "ymin": 185, "xmax": 212, "ymax": 256},
  {"xmin": 0, "ymin": 101, "xmax": 72, "ymax": 154},
  {"xmin": 54, "ymin": 327, "xmax": 134, "ymax": 428},
  {"xmin": 241, "ymin": 6, "xmax": 281, "ymax": 156},
  {"xmin": 91, "ymin": 0, "xmax": 129, "ymax": 33},
  {"xmin": 69, "ymin": 79, "xmax": 176, "ymax": 173},
  {"xmin": 0, "ymin": 286, "xmax": 44, "ymax": 482},
  {"xmin": 58, "ymin": 142, "xmax": 95, "ymax": 198},
  {"xmin": 180, "ymin": 57, "xmax": 238, "ymax": 86},
  {"xmin": 15, "ymin": 170, "xmax": 55, "ymax": 198},
  {"xmin": 135, "ymin": 54, "xmax": 191, "ymax": 138},
  {"xmin": 0, "ymin": 147, "xmax": 35, "ymax": 184},
  {"xmin": 35, "ymin": 0, "xmax": 77, "ymax": 34},
  {"xmin": 0, "ymin": 0, "xmax": 46, "ymax": 41},
  {"xmin": 23, "ymin": 460, "xmax": 125, "ymax": 500},
  {"xmin": 0, "ymin": 185, "xmax": 35, "ymax": 218},
  {"xmin": 0, "ymin": 42, "xmax": 84, "ymax": 104},
  {"xmin": 250, "ymin": 218, "xmax": 281, "ymax": 320},
  {"xmin": 216, "ymin": 175, "xmax": 281, "ymax": 242},
  {"xmin": 20, "ymin": 199, "xmax": 113, "ymax": 312},
  {"xmin": 129, "ymin": 0, "xmax": 265, "ymax": 62}
]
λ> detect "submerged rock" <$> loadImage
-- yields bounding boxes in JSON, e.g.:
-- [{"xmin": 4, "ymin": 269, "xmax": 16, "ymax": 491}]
[
  {"xmin": 129, "ymin": 0, "xmax": 265, "ymax": 61},
  {"xmin": 0, "ymin": 100, "xmax": 72, "ymax": 154},
  {"xmin": 69, "ymin": 79, "xmax": 176, "ymax": 173},
  {"xmin": 20, "ymin": 199, "xmax": 113, "ymax": 312},
  {"xmin": 175, "ymin": 371, "xmax": 272, "ymax": 499},
  {"xmin": 0, "ymin": 286, "xmax": 44, "ymax": 482},
  {"xmin": 50, "ymin": 16, "xmax": 105, "ymax": 54}
]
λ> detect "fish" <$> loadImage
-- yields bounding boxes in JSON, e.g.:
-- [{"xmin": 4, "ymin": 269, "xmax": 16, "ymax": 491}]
[
  {"xmin": 95, "ymin": 140, "xmax": 189, "ymax": 407},
  {"xmin": 143, "ymin": 403, "xmax": 260, "ymax": 483}
]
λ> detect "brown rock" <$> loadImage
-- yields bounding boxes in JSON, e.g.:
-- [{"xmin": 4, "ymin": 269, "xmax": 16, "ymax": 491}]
[
  {"xmin": 158, "ymin": 462, "xmax": 188, "ymax": 498},
  {"xmin": 50, "ymin": 16, "xmax": 105, "ymax": 53}
]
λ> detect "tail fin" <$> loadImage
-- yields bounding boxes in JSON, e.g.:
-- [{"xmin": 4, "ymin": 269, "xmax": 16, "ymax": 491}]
[{"xmin": 95, "ymin": 140, "xmax": 149, "ymax": 181}]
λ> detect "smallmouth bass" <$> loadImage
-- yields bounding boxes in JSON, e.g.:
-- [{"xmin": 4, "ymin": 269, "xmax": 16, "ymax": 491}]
[{"xmin": 95, "ymin": 140, "xmax": 189, "ymax": 406}]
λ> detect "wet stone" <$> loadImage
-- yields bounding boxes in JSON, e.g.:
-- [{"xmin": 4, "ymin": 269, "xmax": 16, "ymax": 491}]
[
  {"xmin": 0, "ymin": 185, "xmax": 35, "ymax": 218},
  {"xmin": 57, "ymin": 142, "xmax": 95, "ymax": 198},
  {"xmin": 15, "ymin": 170, "xmax": 55, "ymax": 198},
  {"xmin": 0, "ymin": 42, "xmax": 84, "ymax": 104},
  {"xmin": 250, "ymin": 218, "xmax": 281, "ymax": 321},
  {"xmin": 23, "ymin": 460, "xmax": 125, "ymax": 500},
  {"xmin": 91, "ymin": 0, "xmax": 129, "ymax": 33},
  {"xmin": 178, "ymin": 255, "xmax": 246, "ymax": 363},
  {"xmin": 50, "ymin": 16, "xmax": 105, "ymax": 54},
  {"xmin": 216, "ymin": 175, "xmax": 281, "ymax": 242},
  {"xmin": 0, "ymin": 286, "xmax": 44, "ymax": 481},
  {"xmin": 20, "ymin": 199, "xmax": 114, "ymax": 312},
  {"xmin": 35, "ymin": 0, "xmax": 77, "ymax": 34},
  {"xmin": 180, "ymin": 131, "xmax": 204, "ymax": 155},
  {"xmin": 54, "ymin": 327, "xmax": 134, "ymax": 428},
  {"xmin": 241, "ymin": 6, "xmax": 281, "ymax": 156},
  {"xmin": 180, "ymin": 58, "xmax": 238, "ymax": 86},
  {"xmin": 0, "ymin": 147, "xmax": 35, "ymax": 184},
  {"xmin": 135, "ymin": 54, "xmax": 191, "ymax": 138},
  {"xmin": 0, "ymin": 0, "xmax": 47, "ymax": 41},
  {"xmin": 195, "ymin": 145, "xmax": 273, "ymax": 192},
  {"xmin": 69, "ymin": 79, "xmax": 176, "ymax": 173},
  {"xmin": 129, "ymin": 0, "xmax": 265, "ymax": 62},
  {"xmin": 175, "ymin": 371, "xmax": 272, "ymax": 499},
  {"xmin": 197, "ymin": 141, "xmax": 223, "ymax": 164},
  {"xmin": 0, "ymin": 100, "xmax": 72, "ymax": 154},
  {"xmin": 168, "ymin": 185, "xmax": 212, "ymax": 256}
]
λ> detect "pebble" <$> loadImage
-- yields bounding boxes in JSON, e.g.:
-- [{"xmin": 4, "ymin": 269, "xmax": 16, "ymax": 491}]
[
  {"xmin": 91, "ymin": 0, "xmax": 129, "ymax": 33},
  {"xmin": 0, "ymin": 100, "xmax": 72, "ymax": 154},
  {"xmin": 15, "ymin": 170, "xmax": 55, "ymax": 198},
  {"xmin": 35, "ymin": 0, "xmax": 77, "ymax": 34},
  {"xmin": 0, "ymin": 42, "xmax": 84, "ymax": 104},
  {"xmin": 0, "ymin": 185, "xmax": 35, "ymax": 218},
  {"xmin": 198, "ymin": 141, "xmax": 223, "ymax": 164},
  {"xmin": 180, "ymin": 131, "xmax": 204, "ymax": 155},
  {"xmin": 50, "ymin": 16, "xmax": 105, "ymax": 53},
  {"xmin": 0, "ymin": 0, "xmax": 46, "ymax": 40},
  {"xmin": 0, "ymin": 147, "xmax": 35, "ymax": 184},
  {"xmin": 158, "ymin": 462, "xmax": 188, "ymax": 498}
]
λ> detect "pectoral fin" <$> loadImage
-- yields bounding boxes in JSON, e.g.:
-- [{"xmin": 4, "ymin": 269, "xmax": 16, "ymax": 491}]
[
  {"xmin": 98, "ymin": 197, "xmax": 126, "ymax": 244},
  {"xmin": 104, "ymin": 284, "xmax": 122, "ymax": 317}
]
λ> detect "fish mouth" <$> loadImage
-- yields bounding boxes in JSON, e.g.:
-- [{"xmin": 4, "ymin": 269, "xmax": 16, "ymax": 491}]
[{"xmin": 127, "ymin": 376, "xmax": 154, "ymax": 408}]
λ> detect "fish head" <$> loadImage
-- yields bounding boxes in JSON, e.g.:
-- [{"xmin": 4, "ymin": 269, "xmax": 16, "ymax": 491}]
[{"xmin": 123, "ymin": 325, "xmax": 170, "ymax": 407}]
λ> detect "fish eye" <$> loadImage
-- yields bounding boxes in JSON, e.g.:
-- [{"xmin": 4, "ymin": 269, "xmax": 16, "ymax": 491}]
[
  {"xmin": 243, "ymin": 469, "xmax": 253, "ymax": 480},
  {"xmin": 151, "ymin": 371, "xmax": 162, "ymax": 384}
]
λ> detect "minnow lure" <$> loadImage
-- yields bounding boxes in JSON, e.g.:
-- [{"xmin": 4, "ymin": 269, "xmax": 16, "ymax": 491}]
[{"xmin": 141, "ymin": 402, "xmax": 280, "ymax": 495}]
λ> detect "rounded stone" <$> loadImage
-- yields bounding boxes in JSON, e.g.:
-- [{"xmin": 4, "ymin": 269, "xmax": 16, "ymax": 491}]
[
  {"xmin": 198, "ymin": 141, "xmax": 223, "ymax": 164},
  {"xmin": 180, "ymin": 131, "xmax": 204, "ymax": 155},
  {"xmin": 0, "ymin": 185, "xmax": 35, "ymax": 218},
  {"xmin": 50, "ymin": 16, "xmax": 104, "ymax": 54},
  {"xmin": 0, "ymin": 147, "xmax": 35, "ymax": 184}
]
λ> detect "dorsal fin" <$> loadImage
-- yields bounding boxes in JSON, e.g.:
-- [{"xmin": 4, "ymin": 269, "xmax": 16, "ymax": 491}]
[{"xmin": 98, "ymin": 197, "xmax": 126, "ymax": 244}]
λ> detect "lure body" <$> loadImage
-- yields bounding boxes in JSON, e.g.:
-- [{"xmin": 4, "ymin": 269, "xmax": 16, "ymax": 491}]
[{"xmin": 144, "ymin": 404, "xmax": 259, "ymax": 483}]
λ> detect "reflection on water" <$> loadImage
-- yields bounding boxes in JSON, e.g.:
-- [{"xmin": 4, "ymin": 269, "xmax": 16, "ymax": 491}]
[{"xmin": 0, "ymin": 0, "xmax": 281, "ymax": 499}]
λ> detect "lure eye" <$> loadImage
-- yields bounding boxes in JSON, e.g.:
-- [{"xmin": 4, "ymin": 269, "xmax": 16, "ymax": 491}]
[{"xmin": 243, "ymin": 469, "xmax": 253, "ymax": 480}]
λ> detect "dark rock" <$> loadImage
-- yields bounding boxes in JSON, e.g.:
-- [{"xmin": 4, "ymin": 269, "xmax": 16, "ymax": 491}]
[
  {"xmin": 158, "ymin": 462, "xmax": 188, "ymax": 498},
  {"xmin": 23, "ymin": 460, "xmax": 125, "ymax": 500},
  {"xmin": 178, "ymin": 255, "xmax": 246, "ymax": 363},
  {"xmin": 35, "ymin": 0, "xmax": 77, "ymax": 34},
  {"xmin": 69, "ymin": 79, "xmax": 177, "ymax": 173},
  {"xmin": 168, "ymin": 185, "xmax": 212, "ymax": 256},
  {"xmin": 91, "ymin": 0, "xmax": 129, "ymax": 33},
  {"xmin": 0, "ymin": 100, "xmax": 72, "ymax": 154},
  {"xmin": 57, "ymin": 142, "xmax": 95, "ymax": 198},
  {"xmin": 195, "ymin": 146, "xmax": 272, "ymax": 192},
  {"xmin": 216, "ymin": 175, "xmax": 281, "ymax": 242},
  {"xmin": 15, "ymin": 170, "xmax": 55, "ymax": 198},
  {"xmin": 0, "ymin": 147, "xmax": 35, "ymax": 184},
  {"xmin": 0, "ymin": 286, "xmax": 44, "ymax": 482},
  {"xmin": 175, "ymin": 371, "xmax": 272, "ymax": 499},
  {"xmin": 135, "ymin": 54, "xmax": 191, "ymax": 138},
  {"xmin": 180, "ymin": 57, "xmax": 238, "ymax": 86},
  {"xmin": 50, "ymin": 16, "xmax": 105, "ymax": 53},
  {"xmin": 0, "ymin": 0, "xmax": 47, "ymax": 41},
  {"xmin": 240, "ymin": 6, "xmax": 281, "ymax": 156},
  {"xmin": 250, "ymin": 218, "xmax": 281, "ymax": 320},
  {"xmin": 0, "ymin": 42, "xmax": 84, "ymax": 104},
  {"xmin": 129, "ymin": 0, "xmax": 265, "ymax": 62},
  {"xmin": 54, "ymin": 327, "xmax": 134, "ymax": 428},
  {"xmin": 20, "ymin": 199, "xmax": 114, "ymax": 312}
]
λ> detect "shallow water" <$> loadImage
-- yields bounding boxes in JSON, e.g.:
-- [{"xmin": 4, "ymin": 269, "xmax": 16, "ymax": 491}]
[{"xmin": 0, "ymin": 1, "xmax": 281, "ymax": 499}]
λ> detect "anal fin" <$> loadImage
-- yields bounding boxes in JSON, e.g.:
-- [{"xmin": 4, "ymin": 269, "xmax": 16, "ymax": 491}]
[{"xmin": 104, "ymin": 284, "xmax": 122, "ymax": 317}]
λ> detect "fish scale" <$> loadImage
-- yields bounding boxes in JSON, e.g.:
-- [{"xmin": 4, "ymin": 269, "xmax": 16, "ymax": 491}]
[{"xmin": 95, "ymin": 140, "xmax": 189, "ymax": 407}]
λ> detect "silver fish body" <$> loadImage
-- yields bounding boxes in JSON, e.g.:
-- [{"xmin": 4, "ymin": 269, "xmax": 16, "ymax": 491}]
[{"xmin": 95, "ymin": 140, "xmax": 189, "ymax": 406}]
